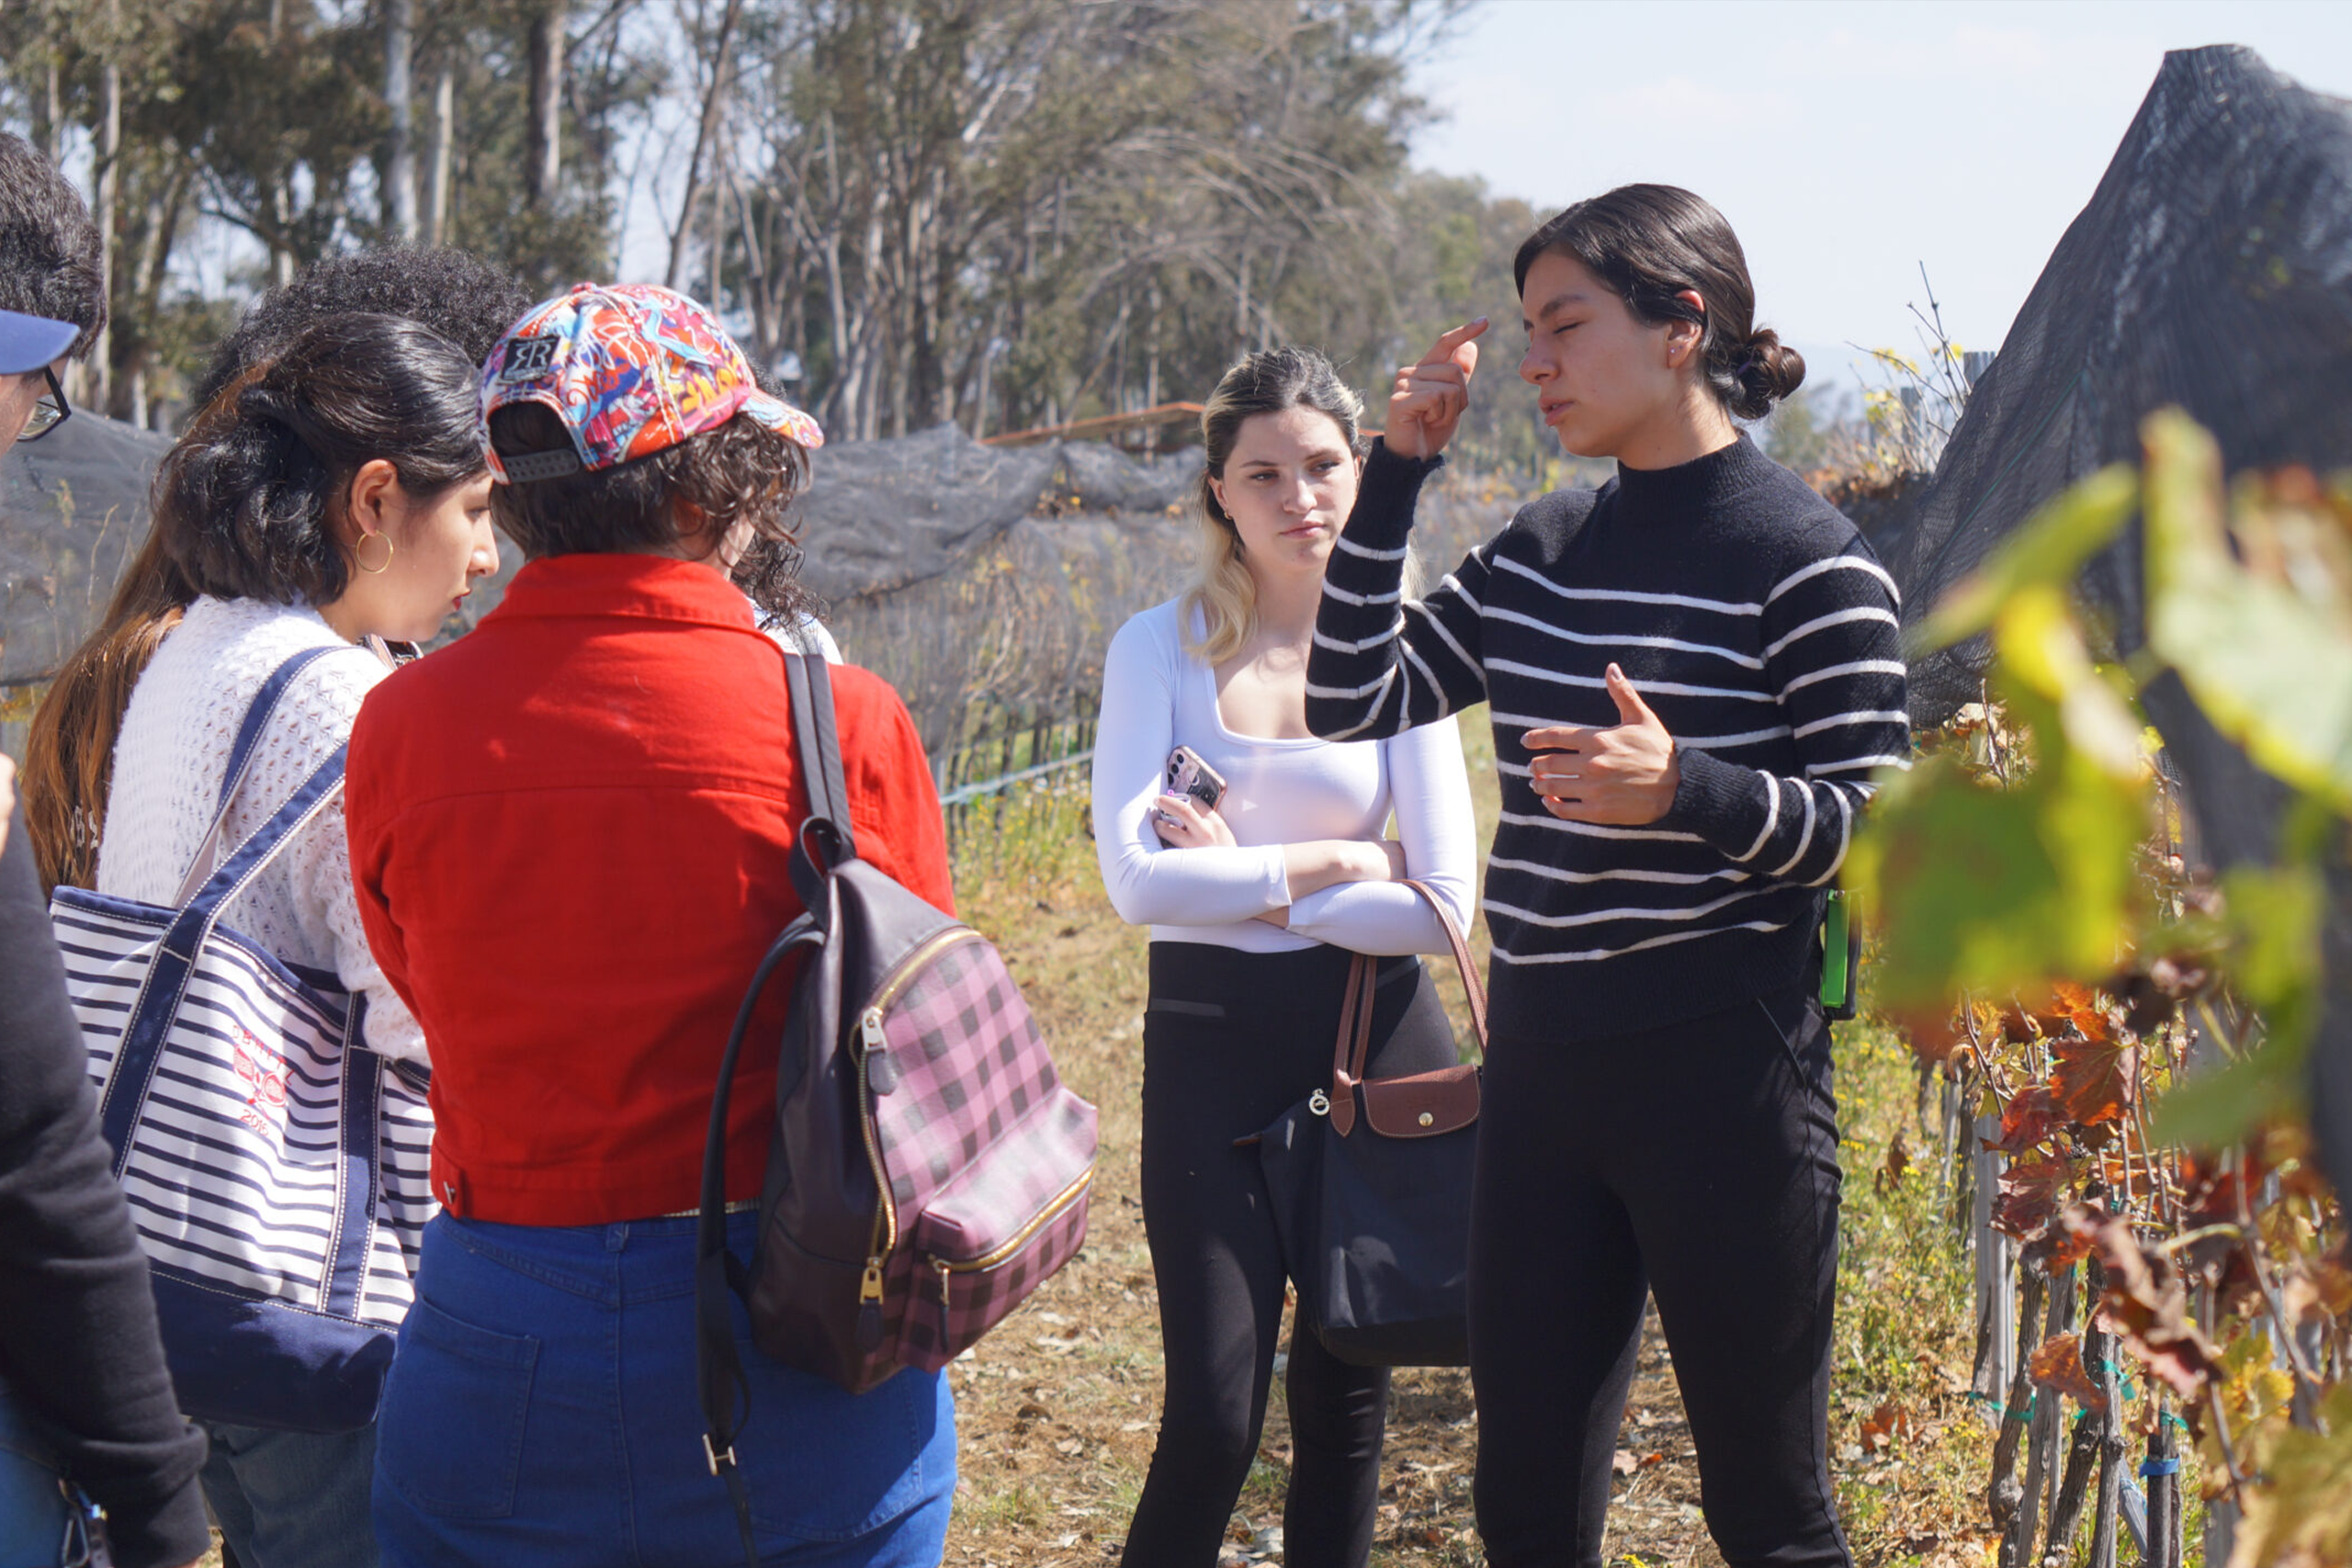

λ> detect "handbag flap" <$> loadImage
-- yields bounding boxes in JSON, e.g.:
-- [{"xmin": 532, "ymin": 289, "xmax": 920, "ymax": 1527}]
[{"xmin": 1358, "ymin": 1063, "xmax": 1479, "ymax": 1138}]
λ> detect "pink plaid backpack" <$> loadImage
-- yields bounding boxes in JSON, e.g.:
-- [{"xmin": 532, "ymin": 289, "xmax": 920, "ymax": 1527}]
[{"xmin": 696, "ymin": 654, "xmax": 1096, "ymax": 1550}]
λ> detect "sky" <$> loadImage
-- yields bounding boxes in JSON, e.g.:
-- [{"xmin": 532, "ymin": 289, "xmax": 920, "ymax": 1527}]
[{"xmin": 1404, "ymin": 0, "xmax": 2352, "ymax": 395}]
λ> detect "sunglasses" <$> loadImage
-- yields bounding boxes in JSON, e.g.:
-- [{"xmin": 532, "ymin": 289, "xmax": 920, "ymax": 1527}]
[{"xmin": 16, "ymin": 366, "xmax": 69, "ymax": 443}]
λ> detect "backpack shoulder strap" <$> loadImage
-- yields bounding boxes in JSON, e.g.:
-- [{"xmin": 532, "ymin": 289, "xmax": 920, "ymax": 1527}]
[{"xmin": 782, "ymin": 654, "xmax": 858, "ymax": 897}]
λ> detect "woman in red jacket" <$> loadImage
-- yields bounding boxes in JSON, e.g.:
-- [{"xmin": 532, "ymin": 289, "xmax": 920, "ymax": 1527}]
[{"xmin": 346, "ymin": 284, "xmax": 957, "ymax": 1567}]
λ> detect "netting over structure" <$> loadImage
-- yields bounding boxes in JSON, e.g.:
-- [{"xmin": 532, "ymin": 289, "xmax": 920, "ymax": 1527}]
[
  {"xmin": 0, "ymin": 414, "xmax": 172, "ymax": 699},
  {"xmin": 1885, "ymin": 44, "xmax": 2352, "ymax": 1203},
  {"xmin": 789, "ymin": 423, "xmax": 1065, "ymax": 604},
  {"xmin": 1893, "ymin": 45, "xmax": 2352, "ymax": 717},
  {"xmin": 0, "ymin": 411, "xmax": 1210, "ymax": 762}
]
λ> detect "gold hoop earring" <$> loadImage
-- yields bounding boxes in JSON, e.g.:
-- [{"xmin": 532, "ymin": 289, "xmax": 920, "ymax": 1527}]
[{"xmin": 355, "ymin": 531, "xmax": 395, "ymax": 575}]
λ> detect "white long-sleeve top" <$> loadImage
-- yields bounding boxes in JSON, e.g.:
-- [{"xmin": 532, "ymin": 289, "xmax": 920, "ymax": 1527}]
[
  {"xmin": 1092, "ymin": 598, "xmax": 1476, "ymax": 955},
  {"xmin": 96, "ymin": 596, "xmax": 428, "ymax": 1065}
]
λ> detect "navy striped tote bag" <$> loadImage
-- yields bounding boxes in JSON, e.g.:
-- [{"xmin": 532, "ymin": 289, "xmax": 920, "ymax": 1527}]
[{"xmin": 46, "ymin": 645, "xmax": 433, "ymax": 1433}]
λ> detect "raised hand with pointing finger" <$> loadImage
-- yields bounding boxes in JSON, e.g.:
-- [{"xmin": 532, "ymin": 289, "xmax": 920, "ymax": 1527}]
[
  {"xmin": 1521, "ymin": 662, "xmax": 1681, "ymax": 826},
  {"xmin": 1384, "ymin": 318, "xmax": 1488, "ymax": 460}
]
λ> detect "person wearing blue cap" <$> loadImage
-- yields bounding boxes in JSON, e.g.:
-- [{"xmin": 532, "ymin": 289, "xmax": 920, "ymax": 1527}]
[
  {"xmin": 0, "ymin": 130, "xmax": 211, "ymax": 1568},
  {"xmin": 0, "ymin": 310, "xmax": 74, "ymax": 434}
]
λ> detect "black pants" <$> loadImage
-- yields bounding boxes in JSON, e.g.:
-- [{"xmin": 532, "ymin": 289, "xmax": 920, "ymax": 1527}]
[
  {"xmin": 1124, "ymin": 942, "xmax": 1458, "ymax": 1568},
  {"xmin": 1468, "ymin": 987, "xmax": 1852, "ymax": 1568}
]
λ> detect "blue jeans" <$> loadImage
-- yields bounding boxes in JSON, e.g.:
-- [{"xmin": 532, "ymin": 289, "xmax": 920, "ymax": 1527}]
[
  {"xmin": 0, "ymin": 1382, "xmax": 99, "ymax": 1568},
  {"xmin": 373, "ymin": 1212, "xmax": 956, "ymax": 1568},
  {"xmin": 200, "ymin": 1419, "xmax": 379, "ymax": 1568}
]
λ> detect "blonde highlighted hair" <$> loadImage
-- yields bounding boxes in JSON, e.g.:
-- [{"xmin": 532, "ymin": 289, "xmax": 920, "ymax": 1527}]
[{"xmin": 1182, "ymin": 346, "xmax": 1370, "ymax": 665}]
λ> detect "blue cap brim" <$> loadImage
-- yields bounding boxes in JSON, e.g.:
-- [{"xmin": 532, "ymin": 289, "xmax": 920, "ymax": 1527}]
[{"xmin": 0, "ymin": 310, "xmax": 77, "ymax": 376}]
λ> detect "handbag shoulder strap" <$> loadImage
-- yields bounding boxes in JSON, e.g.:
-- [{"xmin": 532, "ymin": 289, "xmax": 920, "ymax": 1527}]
[
  {"xmin": 1404, "ymin": 879, "xmax": 1487, "ymax": 1050},
  {"xmin": 781, "ymin": 653, "xmax": 858, "ymax": 901},
  {"xmin": 172, "ymin": 642, "xmax": 380, "ymax": 908},
  {"xmin": 96, "ymin": 742, "xmax": 356, "ymax": 1166}
]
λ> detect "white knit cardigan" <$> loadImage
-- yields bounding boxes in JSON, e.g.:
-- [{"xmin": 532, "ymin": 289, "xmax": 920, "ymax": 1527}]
[{"xmin": 96, "ymin": 596, "xmax": 428, "ymax": 1064}]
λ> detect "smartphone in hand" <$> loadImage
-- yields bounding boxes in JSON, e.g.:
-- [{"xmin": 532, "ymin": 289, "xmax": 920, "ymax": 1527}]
[{"xmin": 1165, "ymin": 745, "xmax": 1227, "ymax": 812}]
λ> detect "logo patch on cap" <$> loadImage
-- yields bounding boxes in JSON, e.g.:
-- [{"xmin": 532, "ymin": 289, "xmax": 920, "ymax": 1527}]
[{"xmin": 499, "ymin": 334, "xmax": 563, "ymax": 381}]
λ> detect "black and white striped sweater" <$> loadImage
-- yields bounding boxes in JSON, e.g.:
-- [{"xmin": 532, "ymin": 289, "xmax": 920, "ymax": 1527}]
[{"xmin": 1306, "ymin": 435, "xmax": 1909, "ymax": 1043}]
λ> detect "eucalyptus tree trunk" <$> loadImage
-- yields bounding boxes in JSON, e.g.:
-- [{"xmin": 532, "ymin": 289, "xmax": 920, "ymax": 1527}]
[
  {"xmin": 525, "ymin": 2, "xmax": 565, "ymax": 209},
  {"xmin": 92, "ymin": 0, "xmax": 121, "ymax": 411},
  {"xmin": 426, "ymin": 62, "xmax": 454, "ymax": 246},
  {"xmin": 729, "ymin": 166, "xmax": 775, "ymax": 361},
  {"xmin": 266, "ymin": 0, "xmax": 293, "ymax": 288},
  {"xmin": 384, "ymin": 0, "xmax": 419, "ymax": 241},
  {"xmin": 704, "ymin": 124, "xmax": 729, "ymax": 308},
  {"xmin": 39, "ymin": 22, "xmax": 63, "ymax": 165}
]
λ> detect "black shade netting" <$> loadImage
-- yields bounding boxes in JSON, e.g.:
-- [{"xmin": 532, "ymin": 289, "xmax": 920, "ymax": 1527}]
[
  {"xmin": 0, "ymin": 414, "xmax": 172, "ymax": 691},
  {"xmin": 1883, "ymin": 45, "xmax": 2352, "ymax": 1202}
]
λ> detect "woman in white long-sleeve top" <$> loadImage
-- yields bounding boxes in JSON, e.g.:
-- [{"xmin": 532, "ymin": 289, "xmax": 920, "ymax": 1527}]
[{"xmin": 1091, "ymin": 347, "xmax": 1476, "ymax": 1568}]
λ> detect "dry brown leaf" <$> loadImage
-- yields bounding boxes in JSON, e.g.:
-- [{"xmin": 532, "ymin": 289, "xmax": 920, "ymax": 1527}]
[
  {"xmin": 1860, "ymin": 1399, "xmax": 1917, "ymax": 1451},
  {"xmin": 2028, "ymin": 1332, "xmax": 2108, "ymax": 1412}
]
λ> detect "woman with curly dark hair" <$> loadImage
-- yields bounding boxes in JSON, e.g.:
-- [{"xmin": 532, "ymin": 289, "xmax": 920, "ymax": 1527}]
[{"xmin": 348, "ymin": 284, "xmax": 954, "ymax": 1567}]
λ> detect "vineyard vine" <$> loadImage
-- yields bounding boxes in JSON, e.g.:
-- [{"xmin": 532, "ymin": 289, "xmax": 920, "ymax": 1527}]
[{"xmin": 1849, "ymin": 412, "xmax": 2352, "ymax": 1566}]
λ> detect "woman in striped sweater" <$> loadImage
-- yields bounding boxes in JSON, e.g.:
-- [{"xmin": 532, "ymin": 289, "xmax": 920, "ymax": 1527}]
[{"xmin": 1306, "ymin": 186, "xmax": 1907, "ymax": 1568}]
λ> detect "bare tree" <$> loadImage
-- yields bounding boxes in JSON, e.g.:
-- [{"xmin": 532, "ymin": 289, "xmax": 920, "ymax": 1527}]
[
  {"xmin": 722, "ymin": 0, "xmax": 1448, "ymax": 442},
  {"xmin": 664, "ymin": 0, "xmax": 744, "ymax": 290}
]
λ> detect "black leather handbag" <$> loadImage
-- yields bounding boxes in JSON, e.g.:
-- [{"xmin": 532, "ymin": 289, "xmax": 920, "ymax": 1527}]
[{"xmin": 1250, "ymin": 882, "xmax": 1486, "ymax": 1369}]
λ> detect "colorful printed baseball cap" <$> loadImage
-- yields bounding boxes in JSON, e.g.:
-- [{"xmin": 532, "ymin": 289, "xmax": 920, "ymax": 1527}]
[{"xmin": 478, "ymin": 282, "xmax": 823, "ymax": 483}]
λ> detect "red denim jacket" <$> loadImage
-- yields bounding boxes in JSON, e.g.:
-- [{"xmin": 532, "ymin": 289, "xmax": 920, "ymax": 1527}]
[{"xmin": 347, "ymin": 552, "xmax": 953, "ymax": 1225}]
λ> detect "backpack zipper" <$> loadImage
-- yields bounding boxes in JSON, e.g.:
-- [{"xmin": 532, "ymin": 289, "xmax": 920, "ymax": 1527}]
[
  {"xmin": 932, "ymin": 1167, "xmax": 1094, "ymax": 1319},
  {"xmin": 853, "ymin": 924, "xmax": 988, "ymax": 1349}
]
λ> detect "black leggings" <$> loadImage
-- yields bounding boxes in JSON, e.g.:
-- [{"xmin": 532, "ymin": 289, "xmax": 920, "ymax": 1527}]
[
  {"xmin": 1467, "ymin": 987, "xmax": 1852, "ymax": 1568},
  {"xmin": 1124, "ymin": 942, "xmax": 1458, "ymax": 1568}
]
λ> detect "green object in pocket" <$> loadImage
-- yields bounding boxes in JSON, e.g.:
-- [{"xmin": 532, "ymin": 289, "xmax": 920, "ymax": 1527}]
[{"xmin": 1819, "ymin": 890, "xmax": 1856, "ymax": 1016}]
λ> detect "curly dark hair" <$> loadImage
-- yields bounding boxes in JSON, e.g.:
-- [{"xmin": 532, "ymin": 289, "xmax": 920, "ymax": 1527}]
[
  {"xmin": 191, "ymin": 246, "xmax": 531, "ymax": 407},
  {"xmin": 158, "ymin": 313, "xmax": 486, "ymax": 606},
  {"xmin": 0, "ymin": 131, "xmax": 106, "ymax": 356},
  {"xmin": 488, "ymin": 401, "xmax": 820, "ymax": 626}
]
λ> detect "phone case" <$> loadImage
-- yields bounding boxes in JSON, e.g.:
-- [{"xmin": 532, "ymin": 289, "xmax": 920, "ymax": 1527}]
[{"xmin": 1166, "ymin": 746, "xmax": 1227, "ymax": 810}]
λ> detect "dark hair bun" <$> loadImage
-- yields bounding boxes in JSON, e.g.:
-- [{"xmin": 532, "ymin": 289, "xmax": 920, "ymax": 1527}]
[{"xmin": 1725, "ymin": 329, "xmax": 1804, "ymax": 421}]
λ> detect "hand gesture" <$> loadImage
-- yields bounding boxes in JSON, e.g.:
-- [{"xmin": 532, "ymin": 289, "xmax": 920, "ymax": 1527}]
[
  {"xmin": 1384, "ymin": 319, "xmax": 1488, "ymax": 461},
  {"xmin": 1154, "ymin": 791, "xmax": 1237, "ymax": 850},
  {"xmin": 1522, "ymin": 664, "xmax": 1681, "ymax": 826}
]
